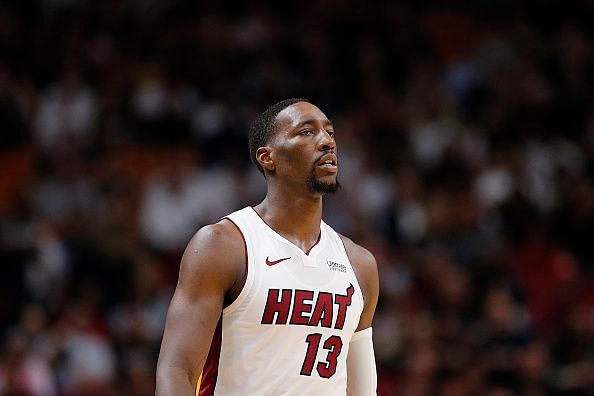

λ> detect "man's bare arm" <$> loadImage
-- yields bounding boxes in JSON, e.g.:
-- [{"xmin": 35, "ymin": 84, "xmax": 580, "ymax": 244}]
[{"xmin": 156, "ymin": 220, "xmax": 244, "ymax": 395}]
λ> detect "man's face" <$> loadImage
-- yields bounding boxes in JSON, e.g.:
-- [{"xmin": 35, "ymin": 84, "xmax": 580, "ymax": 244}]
[{"xmin": 268, "ymin": 102, "xmax": 340, "ymax": 194}]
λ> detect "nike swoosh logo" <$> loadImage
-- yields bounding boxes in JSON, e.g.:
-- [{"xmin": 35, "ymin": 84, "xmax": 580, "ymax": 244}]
[{"xmin": 266, "ymin": 256, "xmax": 291, "ymax": 266}]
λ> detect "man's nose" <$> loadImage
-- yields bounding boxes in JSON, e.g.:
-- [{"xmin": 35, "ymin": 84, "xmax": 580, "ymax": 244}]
[{"xmin": 318, "ymin": 130, "xmax": 336, "ymax": 151}]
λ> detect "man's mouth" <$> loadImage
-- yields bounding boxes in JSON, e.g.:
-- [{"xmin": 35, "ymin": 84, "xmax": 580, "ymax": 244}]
[{"xmin": 316, "ymin": 153, "xmax": 338, "ymax": 172}]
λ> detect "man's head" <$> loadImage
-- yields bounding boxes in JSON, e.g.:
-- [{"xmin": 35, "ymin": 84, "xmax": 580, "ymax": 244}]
[
  {"xmin": 249, "ymin": 98, "xmax": 309, "ymax": 174},
  {"xmin": 249, "ymin": 98, "xmax": 340, "ymax": 194}
]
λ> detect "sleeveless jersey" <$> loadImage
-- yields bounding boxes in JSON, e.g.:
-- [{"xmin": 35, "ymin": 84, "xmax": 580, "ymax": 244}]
[{"xmin": 197, "ymin": 207, "xmax": 364, "ymax": 396}]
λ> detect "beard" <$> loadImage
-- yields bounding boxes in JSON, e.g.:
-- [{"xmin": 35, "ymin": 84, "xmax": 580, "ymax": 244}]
[{"xmin": 307, "ymin": 171, "xmax": 341, "ymax": 194}]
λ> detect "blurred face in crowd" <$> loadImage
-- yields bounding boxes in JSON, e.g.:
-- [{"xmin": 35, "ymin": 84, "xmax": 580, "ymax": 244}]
[{"xmin": 264, "ymin": 102, "xmax": 340, "ymax": 194}]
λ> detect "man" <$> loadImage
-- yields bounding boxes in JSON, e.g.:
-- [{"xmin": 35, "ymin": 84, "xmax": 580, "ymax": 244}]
[{"xmin": 156, "ymin": 98, "xmax": 379, "ymax": 395}]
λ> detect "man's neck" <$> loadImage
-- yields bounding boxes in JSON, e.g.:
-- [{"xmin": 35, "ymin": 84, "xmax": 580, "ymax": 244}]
[{"xmin": 253, "ymin": 191, "xmax": 323, "ymax": 254}]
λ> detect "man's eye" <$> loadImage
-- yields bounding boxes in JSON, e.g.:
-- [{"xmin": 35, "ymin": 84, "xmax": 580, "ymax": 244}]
[
  {"xmin": 300, "ymin": 130, "xmax": 314, "ymax": 135},
  {"xmin": 327, "ymin": 130, "xmax": 335, "ymax": 137}
]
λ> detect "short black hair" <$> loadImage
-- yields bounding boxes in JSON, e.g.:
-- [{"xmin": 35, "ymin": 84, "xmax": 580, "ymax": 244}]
[{"xmin": 249, "ymin": 98, "xmax": 310, "ymax": 174}]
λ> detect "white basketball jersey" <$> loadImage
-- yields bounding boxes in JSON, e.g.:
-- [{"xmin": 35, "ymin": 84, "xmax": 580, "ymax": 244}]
[{"xmin": 197, "ymin": 207, "xmax": 364, "ymax": 396}]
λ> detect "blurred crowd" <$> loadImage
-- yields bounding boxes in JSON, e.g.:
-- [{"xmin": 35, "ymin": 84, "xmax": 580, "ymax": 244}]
[{"xmin": 1, "ymin": 0, "xmax": 594, "ymax": 395}]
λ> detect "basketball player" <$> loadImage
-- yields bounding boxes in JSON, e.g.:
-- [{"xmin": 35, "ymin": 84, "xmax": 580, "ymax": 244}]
[{"xmin": 156, "ymin": 99, "xmax": 379, "ymax": 395}]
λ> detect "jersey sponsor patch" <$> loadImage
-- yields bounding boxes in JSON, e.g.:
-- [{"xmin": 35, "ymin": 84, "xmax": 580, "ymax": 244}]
[{"xmin": 327, "ymin": 260, "xmax": 347, "ymax": 273}]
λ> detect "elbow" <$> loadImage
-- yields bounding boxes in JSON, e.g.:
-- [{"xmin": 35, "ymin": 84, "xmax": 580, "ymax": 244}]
[{"xmin": 155, "ymin": 361, "xmax": 197, "ymax": 396}]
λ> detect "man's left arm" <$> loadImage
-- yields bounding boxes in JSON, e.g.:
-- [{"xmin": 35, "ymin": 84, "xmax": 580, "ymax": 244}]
[{"xmin": 340, "ymin": 236, "xmax": 379, "ymax": 396}]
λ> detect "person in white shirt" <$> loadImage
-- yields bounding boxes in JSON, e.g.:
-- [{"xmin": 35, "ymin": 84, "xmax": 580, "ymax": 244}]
[{"xmin": 156, "ymin": 98, "xmax": 379, "ymax": 395}]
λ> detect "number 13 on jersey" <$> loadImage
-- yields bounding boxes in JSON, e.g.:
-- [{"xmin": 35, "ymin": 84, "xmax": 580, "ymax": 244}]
[{"xmin": 300, "ymin": 333, "xmax": 343, "ymax": 378}]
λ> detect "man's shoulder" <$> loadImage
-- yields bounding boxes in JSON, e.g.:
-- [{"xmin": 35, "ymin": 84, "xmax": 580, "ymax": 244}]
[
  {"xmin": 192, "ymin": 219, "xmax": 243, "ymax": 246},
  {"xmin": 182, "ymin": 219, "xmax": 245, "ymax": 271},
  {"xmin": 337, "ymin": 233, "xmax": 376, "ymax": 269}
]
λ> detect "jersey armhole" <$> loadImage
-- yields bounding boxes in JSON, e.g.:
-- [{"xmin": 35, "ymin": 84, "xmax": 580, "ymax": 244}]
[
  {"xmin": 222, "ymin": 217, "xmax": 252, "ymax": 315},
  {"xmin": 336, "ymin": 234, "xmax": 366, "ymax": 314}
]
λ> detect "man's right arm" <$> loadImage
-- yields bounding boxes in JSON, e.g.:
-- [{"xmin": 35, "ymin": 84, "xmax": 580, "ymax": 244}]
[{"xmin": 155, "ymin": 220, "xmax": 245, "ymax": 395}]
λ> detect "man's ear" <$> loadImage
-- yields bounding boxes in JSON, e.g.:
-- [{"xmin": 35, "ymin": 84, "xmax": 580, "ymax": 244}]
[{"xmin": 256, "ymin": 147, "xmax": 275, "ymax": 172}]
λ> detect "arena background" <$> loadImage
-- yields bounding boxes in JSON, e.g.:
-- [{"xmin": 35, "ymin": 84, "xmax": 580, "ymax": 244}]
[{"xmin": 1, "ymin": 1, "xmax": 593, "ymax": 395}]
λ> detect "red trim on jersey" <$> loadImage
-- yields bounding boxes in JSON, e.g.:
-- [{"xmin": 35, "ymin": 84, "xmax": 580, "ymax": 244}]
[
  {"xmin": 221, "ymin": 217, "xmax": 248, "ymax": 308},
  {"xmin": 198, "ymin": 317, "xmax": 222, "ymax": 396},
  {"xmin": 305, "ymin": 232, "xmax": 321, "ymax": 255}
]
